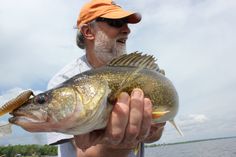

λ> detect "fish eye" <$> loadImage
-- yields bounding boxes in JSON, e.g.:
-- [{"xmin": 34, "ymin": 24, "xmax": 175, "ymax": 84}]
[{"xmin": 34, "ymin": 94, "xmax": 47, "ymax": 104}]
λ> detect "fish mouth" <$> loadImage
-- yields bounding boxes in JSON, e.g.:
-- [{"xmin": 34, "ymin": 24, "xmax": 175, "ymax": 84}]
[
  {"xmin": 9, "ymin": 110, "xmax": 47, "ymax": 124},
  {"xmin": 8, "ymin": 110, "xmax": 52, "ymax": 133}
]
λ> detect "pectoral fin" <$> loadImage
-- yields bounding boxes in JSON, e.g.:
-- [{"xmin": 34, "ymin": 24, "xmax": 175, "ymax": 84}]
[
  {"xmin": 152, "ymin": 111, "xmax": 170, "ymax": 119},
  {"xmin": 133, "ymin": 142, "xmax": 142, "ymax": 156}
]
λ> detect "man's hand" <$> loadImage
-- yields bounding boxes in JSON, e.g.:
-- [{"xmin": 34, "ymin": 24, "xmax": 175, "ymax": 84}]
[{"xmin": 74, "ymin": 88, "xmax": 165, "ymax": 155}]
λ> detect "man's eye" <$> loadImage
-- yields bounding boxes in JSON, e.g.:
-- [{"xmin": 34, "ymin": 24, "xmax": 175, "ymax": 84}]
[
  {"xmin": 109, "ymin": 19, "xmax": 126, "ymax": 28},
  {"xmin": 34, "ymin": 94, "xmax": 47, "ymax": 104}
]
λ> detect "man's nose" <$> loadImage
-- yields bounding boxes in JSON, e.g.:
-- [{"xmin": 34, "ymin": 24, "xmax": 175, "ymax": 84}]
[{"xmin": 120, "ymin": 24, "xmax": 131, "ymax": 35}]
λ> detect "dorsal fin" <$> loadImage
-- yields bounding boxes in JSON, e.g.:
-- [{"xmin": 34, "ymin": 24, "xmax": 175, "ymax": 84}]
[
  {"xmin": 107, "ymin": 52, "xmax": 164, "ymax": 102},
  {"xmin": 108, "ymin": 52, "xmax": 160, "ymax": 71}
]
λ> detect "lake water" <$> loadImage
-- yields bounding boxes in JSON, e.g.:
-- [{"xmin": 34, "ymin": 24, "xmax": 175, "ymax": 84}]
[{"xmin": 145, "ymin": 138, "xmax": 236, "ymax": 157}]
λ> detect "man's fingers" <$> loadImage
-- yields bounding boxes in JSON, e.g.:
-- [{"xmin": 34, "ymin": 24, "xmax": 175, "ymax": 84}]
[
  {"xmin": 124, "ymin": 88, "xmax": 144, "ymax": 142},
  {"xmin": 74, "ymin": 133, "xmax": 92, "ymax": 150},
  {"xmin": 105, "ymin": 92, "xmax": 130, "ymax": 144},
  {"xmin": 137, "ymin": 98, "xmax": 152, "ymax": 141},
  {"xmin": 144, "ymin": 122, "xmax": 166, "ymax": 143}
]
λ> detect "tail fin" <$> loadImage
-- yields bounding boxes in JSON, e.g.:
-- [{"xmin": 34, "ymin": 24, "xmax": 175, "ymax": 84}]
[{"xmin": 169, "ymin": 119, "xmax": 184, "ymax": 136}]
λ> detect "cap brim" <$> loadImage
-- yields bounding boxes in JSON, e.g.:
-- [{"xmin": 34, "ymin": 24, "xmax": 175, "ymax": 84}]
[{"xmin": 100, "ymin": 9, "xmax": 141, "ymax": 24}]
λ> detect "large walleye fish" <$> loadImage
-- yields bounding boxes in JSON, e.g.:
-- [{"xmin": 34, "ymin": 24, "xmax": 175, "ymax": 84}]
[{"xmin": 0, "ymin": 52, "xmax": 181, "ymax": 135}]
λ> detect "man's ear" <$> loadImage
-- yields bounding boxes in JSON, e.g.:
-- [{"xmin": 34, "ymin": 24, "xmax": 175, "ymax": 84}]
[{"xmin": 80, "ymin": 24, "xmax": 95, "ymax": 40}]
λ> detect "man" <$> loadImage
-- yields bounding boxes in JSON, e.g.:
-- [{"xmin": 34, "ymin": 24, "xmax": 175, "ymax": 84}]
[{"xmin": 47, "ymin": 0, "xmax": 166, "ymax": 156}]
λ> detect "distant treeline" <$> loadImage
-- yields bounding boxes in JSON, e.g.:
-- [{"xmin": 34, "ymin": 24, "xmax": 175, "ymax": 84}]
[
  {"xmin": 0, "ymin": 144, "xmax": 57, "ymax": 157},
  {"xmin": 145, "ymin": 136, "xmax": 236, "ymax": 148}
]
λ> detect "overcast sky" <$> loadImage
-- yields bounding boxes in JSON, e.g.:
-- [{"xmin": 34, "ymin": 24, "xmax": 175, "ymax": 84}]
[{"xmin": 0, "ymin": 0, "xmax": 236, "ymax": 145}]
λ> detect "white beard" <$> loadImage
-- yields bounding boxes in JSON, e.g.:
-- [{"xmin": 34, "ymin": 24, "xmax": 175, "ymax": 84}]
[{"xmin": 94, "ymin": 30, "xmax": 126, "ymax": 64}]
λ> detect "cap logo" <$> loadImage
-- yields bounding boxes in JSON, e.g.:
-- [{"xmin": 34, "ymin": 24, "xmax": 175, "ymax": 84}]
[
  {"xmin": 111, "ymin": 1, "xmax": 116, "ymax": 5},
  {"xmin": 111, "ymin": 1, "xmax": 121, "ymax": 7}
]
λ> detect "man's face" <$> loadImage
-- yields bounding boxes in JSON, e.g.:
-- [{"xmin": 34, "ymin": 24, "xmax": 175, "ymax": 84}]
[{"xmin": 93, "ymin": 20, "xmax": 131, "ymax": 65}]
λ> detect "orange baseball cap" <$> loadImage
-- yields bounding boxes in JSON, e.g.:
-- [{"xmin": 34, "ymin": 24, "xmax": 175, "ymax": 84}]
[{"xmin": 77, "ymin": 0, "xmax": 142, "ymax": 28}]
